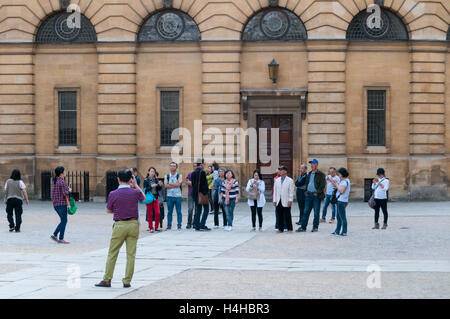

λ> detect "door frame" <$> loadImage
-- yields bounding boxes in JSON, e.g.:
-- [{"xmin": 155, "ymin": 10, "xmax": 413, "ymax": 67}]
[
  {"xmin": 256, "ymin": 114, "xmax": 294, "ymax": 190},
  {"xmin": 241, "ymin": 88, "xmax": 307, "ymax": 179}
]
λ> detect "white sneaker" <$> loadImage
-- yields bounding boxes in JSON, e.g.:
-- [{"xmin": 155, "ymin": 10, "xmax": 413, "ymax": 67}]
[
  {"xmin": 224, "ymin": 226, "xmax": 229, "ymax": 231},
  {"xmin": 274, "ymin": 228, "xmax": 279, "ymax": 231},
  {"xmin": 251, "ymin": 227, "xmax": 256, "ymax": 232},
  {"xmin": 213, "ymin": 225, "xmax": 219, "ymax": 229},
  {"xmin": 228, "ymin": 226, "xmax": 233, "ymax": 231},
  {"xmin": 258, "ymin": 227, "xmax": 262, "ymax": 232}
]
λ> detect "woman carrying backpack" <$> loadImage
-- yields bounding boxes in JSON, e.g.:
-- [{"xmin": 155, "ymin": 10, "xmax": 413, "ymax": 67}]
[
  {"xmin": 372, "ymin": 168, "xmax": 389, "ymax": 230},
  {"xmin": 246, "ymin": 169, "xmax": 266, "ymax": 231}
]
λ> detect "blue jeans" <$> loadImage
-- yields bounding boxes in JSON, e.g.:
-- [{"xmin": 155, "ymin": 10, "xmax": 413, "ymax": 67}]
[
  {"xmin": 167, "ymin": 197, "xmax": 182, "ymax": 228},
  {"xmin": 335, "ymin": 201, "xmax": 348, "ymax": 235},
  {"xmin": 53, "ymin": 205, "xmax": 68, "ymax": 240},
  {"xmin": 301, "ymin": 194, "xmax": 321, "ymax": 230},
  {"xmin": 322, "ymin": 194, "xmax": 336, "ymax": 219},
  {"xmin": 223, "ymin": 198, "xmax": 236, "ymax": 227},
  {"xmin": 194, "ymin": 203, "xmax": 209, "ymax": 229}
]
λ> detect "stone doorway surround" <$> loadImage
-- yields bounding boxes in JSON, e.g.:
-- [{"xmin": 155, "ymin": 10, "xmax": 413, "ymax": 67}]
[{"xmin": 240, "ymin": 88, "xmax": 307, "ymax": 183}]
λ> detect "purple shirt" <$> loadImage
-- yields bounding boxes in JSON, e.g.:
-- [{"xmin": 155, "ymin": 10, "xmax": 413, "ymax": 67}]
[
  {"xmin": 52, "ymin": 177, "xmax": 69, "ymax": 207},
  {"xmin": 107, "ymin": 186, "xmax": 145, "ymax": 221},
  {"xmin": 186, "ymin": 172, "xmax": 193, "ymax": 196}
]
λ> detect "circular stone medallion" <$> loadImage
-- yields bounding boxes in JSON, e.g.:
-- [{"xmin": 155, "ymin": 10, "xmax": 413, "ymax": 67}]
[
  {"xmin": 156, "ymin": 12, "xmax": 185, "ymax": 40},
  {"xmin": 260, "ymin": 10, "xmax": 290, "ymax": 39},
  {"xmin": 54, "ymin": 13, "xmax": 81, "ymax": 41}
]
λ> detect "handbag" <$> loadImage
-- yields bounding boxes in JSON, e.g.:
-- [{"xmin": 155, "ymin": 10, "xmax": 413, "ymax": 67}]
[
  {"xmin": 68, "ymin": 195, "xmax": 77, "ymax": 215},
  {"xmin": 247, "ymin": 181, "xmax": 260, "ymax": 201},
  {"xmin": 368, "ymin": 194, "xmax": 376, "ymax": 209},
  {"xmin": 197, "ymin": 171, "xmax": 209, "ymax": 205},
  {"xmin": 330, "ymin": 189, "xmax": 337, "ymax": 205},
  {"xmin": 368, "ymin": 182, "xmax": 378, "ymax": 209},
  {"xmin": 139, "ymin": 188, "xmax": 155, "ymax": 205}
]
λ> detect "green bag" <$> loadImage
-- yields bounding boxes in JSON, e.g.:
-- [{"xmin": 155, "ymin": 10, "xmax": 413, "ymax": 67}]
[{"xmin": 68, "ymin": 195, "xmax": 77, "ymax": 215}]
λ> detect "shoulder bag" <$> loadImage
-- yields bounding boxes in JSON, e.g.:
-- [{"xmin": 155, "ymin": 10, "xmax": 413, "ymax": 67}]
[
  {"xmin": 197, "ymin": 171, "xmax": 209, "ymax": 205},
  {"xmin": 368, "ymin": 182, "xmax": 377, "ymax": 209},
  {"xmin": 139, "ymin": 188, "xmax": 155, "ymax": 205}
]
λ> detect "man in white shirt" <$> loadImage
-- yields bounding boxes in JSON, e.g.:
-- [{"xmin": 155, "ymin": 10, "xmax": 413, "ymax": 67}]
[
  {"xmin": 371, "ymin": 168, "xmax": 390, "ymax": 229},
  {"xmin": 273, "ymin": 166, "xmax": 295, "ymax": 233},
  {"xmin": 320, "ymin": 167, "xmax": 340, "ymax": 223}
]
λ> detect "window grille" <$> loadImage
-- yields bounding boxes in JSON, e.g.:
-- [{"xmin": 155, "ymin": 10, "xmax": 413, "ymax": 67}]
[
  {"xmin": 160, "ymin": 91, "xmax": 180, "ymax": 146},
  {"xmin": 367, "ymin": 90, "xmax": 386, "ymax": 146},
  {"xmin": 58, "ymin": 91, "xmax": 77, "ymax": 146},
  {"xmin": 36, "ymin": 12, "xmax": 97, "ymax": 44},
  {"xmin": 346, "ymin": 9, "xmax": 408, "ymax": 41}
]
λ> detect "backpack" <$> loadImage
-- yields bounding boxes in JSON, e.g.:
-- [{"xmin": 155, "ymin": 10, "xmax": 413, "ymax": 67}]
[{"xmin": 166, "ymin": 173, "xmax": 182, "ymax": 192}]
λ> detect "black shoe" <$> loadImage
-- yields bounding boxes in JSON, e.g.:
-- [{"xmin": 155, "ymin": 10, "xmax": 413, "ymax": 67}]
[
  {"xmin": 295, "ymin": 227, "xmax": 306, "ymax": 232},
  {"xmin": 295, "ymin": 221, "xmax": 301, "ymax": 225},
  {"xmin": 202, "ymin": 227, "xmax": 211, "ymax": 231},
  {"xmin": 123, "ymin": 283, "xmax": 131, "ymax": 288},
  {"xmin": 95, "ymin": 280, "xmax": 111, "ymax": 288},
  {"xmin": 15, "ymin": 229, "xmax": 20, "ymax": 233},
  {"xmin": 311, "ymin": 228, "xmax": 318, "ymax": 232},
  {"xmin": 9, "ymin": 228, "xmax": 15, "ymax": 232},
  {"xmin": 186, "ymin": 225, "xmax": 192, "ymax": 229},
  {"xmin": 195, "ymin": 228, "xmax": 204, "ymax": 231}
]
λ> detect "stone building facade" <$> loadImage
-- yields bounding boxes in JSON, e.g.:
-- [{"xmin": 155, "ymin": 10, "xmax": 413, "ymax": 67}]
[{"xmin": 0, "ymin": 0, "xmax": 449, "ymax": 200}]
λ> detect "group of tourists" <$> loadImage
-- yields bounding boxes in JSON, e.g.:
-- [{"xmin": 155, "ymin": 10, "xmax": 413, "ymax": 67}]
[
  {"xmin": 2, "ymin": 160, "xmax": 391, "ymax": 238},
  {"xmin": 2, "ymin": 161, "xmax": 390, "ymax": 288}
]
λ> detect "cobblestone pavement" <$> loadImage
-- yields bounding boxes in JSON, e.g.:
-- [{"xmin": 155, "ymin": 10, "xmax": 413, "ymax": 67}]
[{"xmin": 0, "ymin": 200, "xmax": 449, "ymax": 299}]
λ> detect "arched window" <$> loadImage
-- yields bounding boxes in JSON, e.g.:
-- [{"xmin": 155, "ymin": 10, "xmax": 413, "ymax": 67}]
[
  {"xmin": 346, "ymin": 8, "xmax": 408, "ymax": 41},
  {"xmin": 242, "ymin": 7, "xmax": 307, "ymax": 41},
  {"xmin": 138, "ymin": 9, "xmax": 200, "ymax": 42},
  {"xmin": 36, "ymin": 12, "xmax": 97, "ymax": 44}
]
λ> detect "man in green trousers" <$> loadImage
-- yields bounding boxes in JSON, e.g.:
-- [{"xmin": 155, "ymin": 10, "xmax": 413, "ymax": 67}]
[{"xmin": 95, "ymin": 169, "xmax": 145, "ymax": 288}]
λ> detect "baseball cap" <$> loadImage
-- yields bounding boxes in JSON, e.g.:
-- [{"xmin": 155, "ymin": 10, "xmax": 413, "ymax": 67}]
[{"xmin": 309, "ymin": 159, "xmax": 319, "ymax": 164}]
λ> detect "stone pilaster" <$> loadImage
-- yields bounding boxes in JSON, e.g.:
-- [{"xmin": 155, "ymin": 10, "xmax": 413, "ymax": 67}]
[
  {"xmin": 200, "ymin": 41, "xmax": 242, "ymax": 161},
  {"xmin": 306, "ymin": 41, "xmax": 348, "ymax": 168},
  {"xmin": 409, "ymin": 42, "xmax": 447, "ymax": 155},
  {"xmin": 97, "ymin": 43, "xmax": 137, "ymax": 156}
]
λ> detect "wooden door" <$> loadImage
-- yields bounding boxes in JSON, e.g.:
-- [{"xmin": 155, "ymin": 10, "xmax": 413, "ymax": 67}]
[{"xmin": 257, "ymin": 115, "xmax": 293, "ymax": 191}]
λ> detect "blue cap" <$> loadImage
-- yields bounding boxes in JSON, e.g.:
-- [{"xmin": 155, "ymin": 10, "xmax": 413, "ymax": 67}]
[{"xmin": 309, "ymin": 159, "xmax": 319, "ymax": 164}]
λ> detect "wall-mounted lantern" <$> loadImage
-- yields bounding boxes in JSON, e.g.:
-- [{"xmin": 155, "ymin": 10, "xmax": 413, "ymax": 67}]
[{"xmin": 268, "ymin": 59, "xmax": 279, "ymax": 84}]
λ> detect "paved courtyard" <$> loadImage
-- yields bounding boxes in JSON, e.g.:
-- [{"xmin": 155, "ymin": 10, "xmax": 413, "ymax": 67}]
[{"xmin": 0, "ymin": 200, "xmax": 449, "ymax": 299}]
